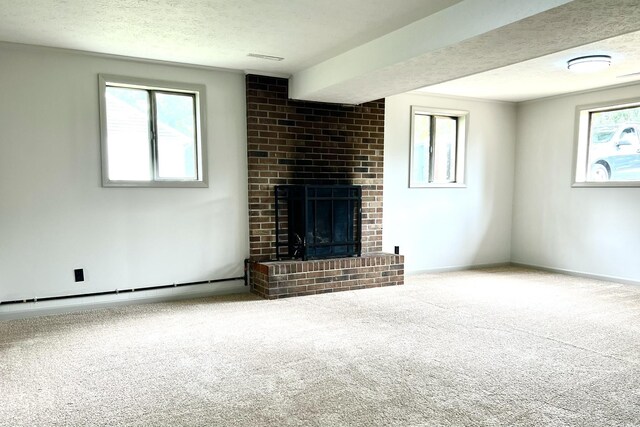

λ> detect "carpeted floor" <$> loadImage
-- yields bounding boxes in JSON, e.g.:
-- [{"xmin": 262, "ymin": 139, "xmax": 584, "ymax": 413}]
[{"xmin": 1, "ymin": 266, "xmax": 639, "ymax": 426}]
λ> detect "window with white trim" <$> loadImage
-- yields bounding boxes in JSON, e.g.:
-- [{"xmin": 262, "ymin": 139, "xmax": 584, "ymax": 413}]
[
  {"xmin": 574, "ymin": 99, "xmax": 640, "ymax": 186},
  {"xmin": 410, "ymin": 106, "xmax": 467, "ymax": 187},
  {"xmin": 98, "ymin": 74, "xmax": 207, "ymax": 187}
]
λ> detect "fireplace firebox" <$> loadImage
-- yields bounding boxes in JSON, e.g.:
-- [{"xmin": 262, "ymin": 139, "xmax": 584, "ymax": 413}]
[{"xmin": 275, "ymin": 185, "xmax": 362, "ymax": 261}]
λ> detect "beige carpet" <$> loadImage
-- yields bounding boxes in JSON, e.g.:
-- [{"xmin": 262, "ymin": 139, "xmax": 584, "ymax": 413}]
[{"xmin": 1, "ymin": 267, "xmax": 639, "ymax": 426}]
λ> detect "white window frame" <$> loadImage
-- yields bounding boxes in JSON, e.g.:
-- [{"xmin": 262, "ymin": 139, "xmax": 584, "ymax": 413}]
[
  {"xmin": 573, "ymin": 97, "xmax": 640, "ymax": 188},
  {"xmin": 98, "ymin": 74, "xmax": 208, "ymax": 188},
  {"xmin": 409, "ymin": 105, "xmax": 468, "ymax": 188}
]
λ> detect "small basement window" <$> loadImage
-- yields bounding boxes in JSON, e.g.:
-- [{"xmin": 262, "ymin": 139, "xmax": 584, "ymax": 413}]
[
  {"xmin": 410, "ymin": 106, "xmax": 467, "ymax": 188},
  {"xmin": 574, "ymin": 99, "xmax": 640, "ymax": 187},
  {"xmin": 98, "ymin": 74, "xmax": 207, "ymax": 187}
]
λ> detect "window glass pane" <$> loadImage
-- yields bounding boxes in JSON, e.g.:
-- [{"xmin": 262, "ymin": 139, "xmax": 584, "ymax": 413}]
[
  {"xmin": 413, "ymin": 114, "xmax": 431, "ymax": 184},
  {"xmin": 155, "ymin": 93, "xmax": 197, "ymax": 180},
  {"xmin": 105, "ymin": 87, "xmax": 151, "ymax": 180},
  {"xmin": 587, "ymin": 106, "xmax": 640, "ymax": 182},
  {"xmin": 432, "ymin": 116, "xmax": 457, "ymax": 183}
]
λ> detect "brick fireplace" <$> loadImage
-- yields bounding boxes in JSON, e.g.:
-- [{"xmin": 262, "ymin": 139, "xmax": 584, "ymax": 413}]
[{"xmin": 246, "ymin": 75, "xmax": 403, "ymax": 299}]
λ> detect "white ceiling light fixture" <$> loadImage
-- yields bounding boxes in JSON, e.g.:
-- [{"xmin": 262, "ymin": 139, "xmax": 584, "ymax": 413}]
[{"xmin": 567, "ymin": 55, "xmax": 611, "ymax": 72}]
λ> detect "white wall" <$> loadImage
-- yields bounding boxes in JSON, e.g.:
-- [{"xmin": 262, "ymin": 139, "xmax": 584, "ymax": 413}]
[
  {"xmin": 0, "ymin": 43, "xmax": 249, "ymax": 304},
  {"xmin": 512, "ymin": 84, "xmax": 640, "ymax": 282},
  {"xmin": 384, "ymin": 92, "xmax": 516, "ymax": 273}
]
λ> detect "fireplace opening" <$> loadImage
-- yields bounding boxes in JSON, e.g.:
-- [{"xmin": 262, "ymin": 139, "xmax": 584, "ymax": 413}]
[{"xmin": 275, "ymin": 185, "xmax": 362, "ymax": 261}]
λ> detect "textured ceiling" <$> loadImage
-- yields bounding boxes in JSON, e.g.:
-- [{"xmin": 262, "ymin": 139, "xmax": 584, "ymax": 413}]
[
  {"xmin": 1, "ymin": 0, "xmax": 640, "ymax": 103},
  {"xmin": 296, "ymin": 0, "xmax": 640, "ymax": 104},
  {"xmin": 419, "ymin": 31, "xmax": 640, "ymax": 102},
  {"xmin": 0, "ymin": 0, "xmax": 461, "ymax": 74}
]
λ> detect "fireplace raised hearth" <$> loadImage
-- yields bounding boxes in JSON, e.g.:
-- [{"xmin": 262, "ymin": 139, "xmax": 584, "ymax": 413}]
[{"xmin": 275, "ymin": 185, "xmax": 362, "ymax": 261}]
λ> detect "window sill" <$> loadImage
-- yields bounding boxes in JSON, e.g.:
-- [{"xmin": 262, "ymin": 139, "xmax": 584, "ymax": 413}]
[
  {"xmin": 572, "ymin": 181, "xmax": 640, "ymax": 188},
  {"xmin": 103, "ymin": 180, "xmax": 208, "ymax": 188},
  {"xmin": 410, "ymin": 183, "xmax": 467, "ymax": 189}
]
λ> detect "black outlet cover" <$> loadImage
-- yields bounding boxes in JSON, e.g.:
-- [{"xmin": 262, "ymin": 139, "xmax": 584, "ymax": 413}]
[{"xmin": 74, "ymin": 269, "xmax": 84, "ymax": 282}]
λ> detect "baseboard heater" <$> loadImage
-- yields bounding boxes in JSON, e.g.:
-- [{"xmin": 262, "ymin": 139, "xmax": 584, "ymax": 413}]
[{"xmin": 0, "ymin": 261, "xmax": 249, "ymax": 306}]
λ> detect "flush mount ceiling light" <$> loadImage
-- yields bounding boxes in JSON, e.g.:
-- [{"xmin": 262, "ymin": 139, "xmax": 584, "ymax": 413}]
[
  {"xmin": 567, "ymin": 55, "xmax": 611, "ymax": 72},
  {"xmin": 247, "ymin": 53, "xmax": 284, "ymax": 61}
]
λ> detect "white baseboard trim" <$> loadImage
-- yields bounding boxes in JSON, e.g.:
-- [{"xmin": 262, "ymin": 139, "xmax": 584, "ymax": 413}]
[
  {"xmin": 510, "ymin": 262, "xmax": 640, "ymax": 287},
  {"xmin": 406, "ymin": 262, "xmax": 512, "ymax": 276},
  {"xmin": 407, "ymin": 261, "xmax": 640, "ymax": 288},
  {"xmin": 0, "ymin": 280, "xmax": 248, "ymax": 321}
]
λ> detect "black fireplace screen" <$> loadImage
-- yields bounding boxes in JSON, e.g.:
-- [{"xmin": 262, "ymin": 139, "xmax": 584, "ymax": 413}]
[{"xmin": 275, "ymin": 185, "xmax": 362, "ymax": 260}]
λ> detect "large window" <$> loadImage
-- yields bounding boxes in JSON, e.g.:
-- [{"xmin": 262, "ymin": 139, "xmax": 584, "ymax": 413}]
[
  {"xmin": 98, "ymin": 75, "xmax": 207, "ymax": 187},
  {"xmin": 574, "ymin": 99, "xmax": 640, "ymax": 186},
  {"xmin": 410, "ymin": 106, "xmax": 467, "ymax": 187}
]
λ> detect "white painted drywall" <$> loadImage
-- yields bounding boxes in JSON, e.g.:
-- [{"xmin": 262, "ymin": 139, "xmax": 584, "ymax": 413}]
[
  {"xmin": 383, "ymin": 93, "xmax": 516, "ymax": 273},
  {"xmin": 512, "ymin": 84, "xmax": 640, "ymax": 282},
  {"xmin": 0, "ymin": 43, "xmax": 248, "ymax": 304}
]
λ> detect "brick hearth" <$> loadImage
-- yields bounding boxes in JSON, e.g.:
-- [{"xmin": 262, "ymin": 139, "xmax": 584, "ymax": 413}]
[{"xmin": 251, "ymin": 253, "xmax": 404, "ymax": 299}]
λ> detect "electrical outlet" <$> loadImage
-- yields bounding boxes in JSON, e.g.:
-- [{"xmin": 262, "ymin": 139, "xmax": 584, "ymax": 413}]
[{"xmin": 74, "ymin": 268, "xmax": 85, "ymax": 282}]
